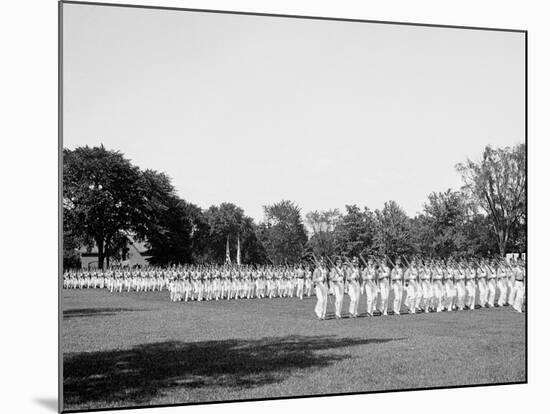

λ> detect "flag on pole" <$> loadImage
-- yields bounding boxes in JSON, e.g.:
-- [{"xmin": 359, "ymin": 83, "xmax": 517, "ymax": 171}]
[
  {"xmin": 236, "ymin": 234, "xmax": 241, "ymax": 266},
  {"xmin": 225, "ymin": 236, "xmax": 231, "ymax": 264}
]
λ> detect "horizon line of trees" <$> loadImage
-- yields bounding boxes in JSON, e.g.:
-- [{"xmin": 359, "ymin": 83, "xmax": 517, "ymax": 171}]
[{"xmin": 63, "ymin": 143, "xmax": 526, "ymax": 269}]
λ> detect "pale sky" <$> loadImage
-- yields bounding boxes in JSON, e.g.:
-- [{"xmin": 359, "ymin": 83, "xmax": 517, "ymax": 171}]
[{"xmin": 62, "ymin": 3, "xmax": 525, "ymax": 222}]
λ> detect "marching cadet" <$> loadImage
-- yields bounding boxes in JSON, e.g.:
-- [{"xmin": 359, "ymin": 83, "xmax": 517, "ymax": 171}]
[
  {"xmin": 361, "ymin": 258, "xmax": 378, "ymax": 316},
  {"xmin": 313, "ymin": 258, "xmax": 329, "ymax": 320},
  {"xmin": 287, "ymin": 266, "xmax": 294, "ymax": 298},
  {"xmin": 511, "ymin": 258, "xmax": 525, "ymax": 312},
  {"xmin": 432, "ymin": 261, "xmax": 444, "ymax": 312},
  {"xmin": 235, "ymin": 267, "xmax": 243, "ymax": 299},
  {"xmin": 330, "ymin": 258, "xmax": 346, "ymax": 318},
  {"xmin": 305, "ymin": 266, "xmax": 313, "ymax": 297},
  {"xmin": 477, "ymin": 260, "xmax": 488, "ymax": 307},
  {"xmin": 222, "ymin": 266, "xmax": 230, "ymax": 300},
  {"xmin": 259, "ymin": 267, "xmax": 266, "ymax": 298},
  {"xmin": 275, "ymin": 268, "xmax": 283, "ymax": 298},
  {"xmin": 390, "ymin": 258, "xmax": 404, "ymax": 315},
  {"xmin": 206, "ymin": 266, "xmax": 214, "ymax": 300},
  {"xmin": 419, "ymin": 260, "xmax": 432, "ymax": 313},
  {"xmin": 403, "ymin": 258, "xmax": 417, "ymax": 314},
  {"xmin": 486, "ymin": 260, "xmax": 497, "ymax": 307},
  {"xmin": 496, "ymin": 261, "xmax": 508, "ymax": 307},
  {"xmin": 266, "ymin": 267, "xmax": 275, "ymax": 299},
  {"xmin": 168, "ymin": 274, "xmax": 175, "ymax": 301},
  {"xmin": 454, "ymin": 261, "xmax": 466, "ymax": 311},
  {"xmin": 347, "ymin": 258, "xmax": 361, "ymax": 318},
  {"xmin": 443, "ymin": 261, "xmax": 456, "ymax": 311},
  {"xmin": 377, "ymin": 260, "xmax": 391, "ymax": 316},
  {"xmin": 296, "ymin": 264, "xmax": 305, "ymax": 300},
  {"xmin": 195, "ymin": 266, "xmax": 204, "ymax": 301},
  {"xmin": 464, "ymin": 260, "xmax": 477, "ymax": 310},
  {"xmin": 505, "ymin": 261, "xmax": 515, "ymax": 306}
]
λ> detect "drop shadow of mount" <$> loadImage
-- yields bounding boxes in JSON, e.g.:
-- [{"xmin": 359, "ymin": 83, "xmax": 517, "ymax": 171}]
[{"xmin": 63, "ymin": 335, "xmax": 404, "ymax": 408}]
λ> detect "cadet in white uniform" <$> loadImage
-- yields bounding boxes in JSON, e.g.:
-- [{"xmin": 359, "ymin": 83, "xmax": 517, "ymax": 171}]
[
  {"xmin": 464, "ymin": 261, "xmax": 477, "ymax": 310},
  {"xmin": 486, "ymin": 261, "xmax": 497, "ymax": 307},
  {"xmin": 496, "ymin": 263, "xmax": 508, "ymax": 307},
  {"xmin": 403, "ymin": 259, "xmax": 417, "ymax": 314},
  {"xmin": 377, "ymin": 261, "xmax": 391, "ymax": 315},
  {"xmin": 390, "ymin": 258, "xmax": 404, "ymax": 315},
  {"xmin": 443, "ymin": 263, "xmax": 456, "ymax": 311},
  {"xmin": 454, "ymin": 263, "xmax": 466, "ymax": 311},
  {"xmin": 313, "ymin": 259, "xmax": 329, "ymax": 320},
  {"xmin": 511, "ymin": 258, "xmax": 525, "ymax": 313},
  {"xmin": 477, "ymin": 261, "xmax": 488, "ymax": 307},
  {"xmin": 347, "ymin": 258, "xmax": 361, "ymax": 318},
  {"xmin": 432, "ymin": 262, "xmax": 444, "ymax": 312},
  {"xmin": 419, "ymin": 262, "xmax": 432, "ymax": 313},
  {"xmin": 330, "ymin": 259, "xmax": 345, "ymax": 319},
  {"xmin": 362, "ymin": 259, "xmax": 378, "ymax": 316}
]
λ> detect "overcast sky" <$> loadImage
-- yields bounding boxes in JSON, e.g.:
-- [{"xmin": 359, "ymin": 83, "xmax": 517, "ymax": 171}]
[{"xmin": 62, "ymin": 3, "xmax": 525, "ymax": 222}]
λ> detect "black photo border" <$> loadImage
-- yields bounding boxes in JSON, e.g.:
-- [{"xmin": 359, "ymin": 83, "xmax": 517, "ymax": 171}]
[{"xmin": 58, "ymin": 1, "xmax": 528, "ymax": 412}]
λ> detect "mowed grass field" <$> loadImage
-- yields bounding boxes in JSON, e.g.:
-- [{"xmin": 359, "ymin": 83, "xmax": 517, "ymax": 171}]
[{"xmin": 62, "ymin": 289, "xmax": 525, "ymax": 412}]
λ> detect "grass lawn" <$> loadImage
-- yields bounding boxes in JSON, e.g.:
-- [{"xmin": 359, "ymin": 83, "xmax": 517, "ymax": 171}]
[{"xmin": 62, "ymin": 289, "xmax": 525, "ymax": 412}]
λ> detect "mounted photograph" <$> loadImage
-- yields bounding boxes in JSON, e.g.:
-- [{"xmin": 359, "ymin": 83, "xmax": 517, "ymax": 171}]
[{"xmin": 60, "ymin": 1, "xmax": 526, "ymax": 412}]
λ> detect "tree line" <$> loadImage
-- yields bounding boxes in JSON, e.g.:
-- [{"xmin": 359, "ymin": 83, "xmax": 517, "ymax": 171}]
[{"xmin": 63, "ymin": 143, "xmax": 525, "ymax": 269}]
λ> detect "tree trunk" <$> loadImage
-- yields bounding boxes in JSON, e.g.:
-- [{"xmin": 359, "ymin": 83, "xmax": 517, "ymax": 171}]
[
  {"xmin": 497, "ymin": 228, "xmax": 508, "ymax": 257},
  {"xmin": 105, "ymin": 235, "xmax": 112, "ymax": 268},
  {"xmin": 97, "ymin": 237, "xmax": 105, "ymax": 270}
]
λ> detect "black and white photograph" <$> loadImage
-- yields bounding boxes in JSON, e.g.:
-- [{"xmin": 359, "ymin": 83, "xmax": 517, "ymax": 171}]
[{"xmin": 60, "ymin": 1, "xmax": 526, "ymax": 412}]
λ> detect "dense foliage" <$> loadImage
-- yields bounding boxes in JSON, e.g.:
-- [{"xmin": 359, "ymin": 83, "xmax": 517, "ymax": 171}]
[{"xmin": 63, "ymin": 143, "xmax": 525, "ymax": 268}]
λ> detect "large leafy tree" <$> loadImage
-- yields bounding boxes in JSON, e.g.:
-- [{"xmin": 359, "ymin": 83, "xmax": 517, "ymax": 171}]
[
  {"xmin": 410, "ymin": 190, "xmax": 499, "ymax": 259},
  {"xmin": 143, "ymin": 197, "xmax": 205, "ymax": 265},
  {"xmin": 420, "ymin": 190, "xmax": 469, "ymax": 257},
  {"xmin": 461, "ymin": 214, "xmax": 499, "ymax": 257},
  {"xmin": 456, "ymin": 143, "xmax": 526, "ymax": 255},
  {"xmin": 334, "ymin": 205, "xmax": 377, "ymax": 258},
  {"xmin": 259, "ymin": 200, "xmax": 308, "ymax": 265},
  {"xmin": 373, "ymin": 200, "xmax": 415, "ymax": 262},
  {"xmin": 63, "ymin": 145, "xmax": 146, "ymax": 269},
  {"xmin": 136, "ymin": 170, "xmax": 207, "ymax": 265},
  {"xmin": 62, "ymin": 229, "xmax": 82, "ymax": 269},
  {"xmin": 203, "ymin": 203, "xmax": 265, "ymax": 264},
  {"xmin": 304, "ymin": 209, "xmax": 341, "ymax": 259}
]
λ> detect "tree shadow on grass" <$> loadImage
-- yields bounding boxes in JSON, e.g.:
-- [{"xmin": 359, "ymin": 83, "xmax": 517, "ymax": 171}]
[
  {"xmin": 63, "ymin": 335, "xmax": 404, "ymax": 408},
  {"xmin": 63, "ymin": 308, "xmax": 143, "ymax": 319}
]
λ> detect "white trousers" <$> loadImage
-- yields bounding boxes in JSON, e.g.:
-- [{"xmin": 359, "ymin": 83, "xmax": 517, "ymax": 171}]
[
  {"xmin": 305, "ymin": 279, "xmax": 313, "ymax": 296},
  {"xmin": 465, "ymin": 280, "xmax": 476, "ymax": 309},
  {"xmin": 432, "ymin": 281, "xmax": 443, "ymax": 311},
  {"xmin": 444, "ymin": 281, "xmax": 456, "ymax": 310},
  {"xmin": 391, "ymin": 281, "xmax": 403, "ymax": 314},
  {"xmin": 296, "ymin": 279, "xmax": 304, "ymax": 299},
  {"xmin": 497, "ymin": 279, "xmax": 508, "ymax": 306},
  {"xmin": 477, "ymin": 280, "xmax": 488, "ymax": 307},
  {"xmin": 487, "ymin": 279, "xmax": 496, "ymax": 307},
  {"xmin": 404, "ymin": 282, "xmax": 417, "ymax": 313},
  {"xmin": 364, "ymin": 281, "xmax": 378, "ymax": 315},
  {"xmin": 332, "ymin": 282, "xmax": 344, "ymax": 317},
  {"xmin": 315, "ymin": 284, "xmax": 328, "ymax": 319},
  {"xmin": 506, "ymin": 279, "xmax": 515, "ymax": 304},
  {"xmin": 511, "ymin": 281, "xmax": 525, "ymax": 312},
  {"xmin": 420, "ymin": 280, "xmax": 432, "ymax": 311},
  {"xmin": 455, "ymin": 281, "xmax": 466, "ymax": 310},
  {"xmin": 348, "ymin": 281, "xmax": 361, "ymax": 315},
  {"xmin": 378, "ymin": 280, "xmax": 390, "ymax": 314}
]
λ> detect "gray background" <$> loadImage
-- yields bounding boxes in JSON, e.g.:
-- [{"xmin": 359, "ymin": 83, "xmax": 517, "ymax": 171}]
[{"xmin": 63, "ymin": 4, "xmax": 525, "ymax": 221}]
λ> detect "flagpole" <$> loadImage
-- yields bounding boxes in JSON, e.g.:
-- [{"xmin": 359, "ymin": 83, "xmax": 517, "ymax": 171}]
[{"xmin": 225, "ymin": 236, "xmax": 231, "ymax": 264}]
